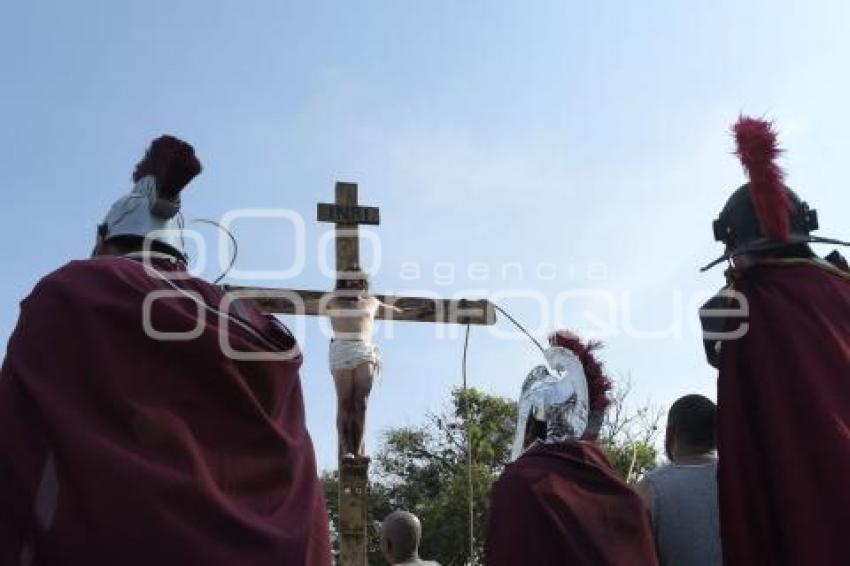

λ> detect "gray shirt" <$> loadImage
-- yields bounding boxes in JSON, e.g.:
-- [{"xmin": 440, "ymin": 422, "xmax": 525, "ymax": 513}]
[{"xmin": 644, "ymin": 461, "xmax": 721, "ymax": 566}]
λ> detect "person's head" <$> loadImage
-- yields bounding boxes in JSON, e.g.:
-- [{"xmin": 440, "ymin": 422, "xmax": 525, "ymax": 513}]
[
  {"xmin": 380, "ymin": 510, "xmax": 422, "ymax": 564},
  {"xmin": 700, "ymin": 117, "xmax": 848, "ymax": 272},
  {"xmin": 335, "ymin": 268, "xmax": 369, "ymax": 295},
  {"xmin": 511, "ymin": 331, "xmax": 614, "ymax": 460},
  {"xmin": 665, "ymin": 394, "xmax": 717, "ymax": 461}
]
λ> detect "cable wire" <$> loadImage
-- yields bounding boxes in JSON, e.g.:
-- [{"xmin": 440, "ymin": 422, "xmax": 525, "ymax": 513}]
[
  {"xmin": 459, "ymin": 302, "xmax": 546, "ymax": 562},
  {"xmin": 492, "ymin": 303, "xmax": 547, "ymax": 355},
  {"xmin": 462, "ymin": 323, "xmax": 474, "ymax": 562},
  {"xmin": 190, "ymin": 218, "xmax": 239, "ymax": 284}
]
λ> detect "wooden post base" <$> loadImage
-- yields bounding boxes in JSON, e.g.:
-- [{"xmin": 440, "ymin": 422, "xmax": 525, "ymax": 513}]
[{"xmin": 338, "ymin": 456, "xmax": 369, "ymax": 566}]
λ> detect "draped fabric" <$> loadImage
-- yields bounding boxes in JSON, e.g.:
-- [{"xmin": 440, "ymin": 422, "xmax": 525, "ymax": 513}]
[
  {"xmin": 0, "ymin": 255, "xmax": 330, "ymax": 565},
  {"xmin": 485, "ymin": 441, "xmax": 657, "ymax": 566},
  {"xmin": 716, "ymin": 259, "xmax": 850, "ymax": 565}
]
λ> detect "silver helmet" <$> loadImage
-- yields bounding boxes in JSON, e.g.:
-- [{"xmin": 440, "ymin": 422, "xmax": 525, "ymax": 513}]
[
  {"xmin": 98, "ymin": 135, "xmax": 201, "ymax": 259},
  {"xmin": 510, "ymin": 346, "xmax": 590, "ymax": 460},
  {"xmin": 510, "ymin": 331, "xmax": 613, "ymax": 460}
]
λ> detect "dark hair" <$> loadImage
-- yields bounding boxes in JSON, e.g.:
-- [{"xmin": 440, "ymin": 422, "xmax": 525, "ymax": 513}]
[
  {"xmin": 668, "ymin": 394, "xmax": 717, "ymax": 452},
  {"xmin": 335, "ymin": 268, "xmax": 369, "ymax": 292}
]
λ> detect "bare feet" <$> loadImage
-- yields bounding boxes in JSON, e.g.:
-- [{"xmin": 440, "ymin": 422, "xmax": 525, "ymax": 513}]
[{"xmin": 341, "ymin": 453, "xmax": 370, "ymax": 464}]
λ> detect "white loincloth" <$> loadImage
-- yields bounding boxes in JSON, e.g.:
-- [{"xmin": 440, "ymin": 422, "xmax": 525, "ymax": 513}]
[{"xmin": 329, "ymin": 339, "xmax": 381, "ymax": 374}]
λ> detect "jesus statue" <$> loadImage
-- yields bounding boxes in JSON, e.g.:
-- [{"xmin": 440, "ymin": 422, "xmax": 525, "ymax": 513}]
[{"xmin": 327, "ymin": 268, "xmax": 417, "ymax": 460}]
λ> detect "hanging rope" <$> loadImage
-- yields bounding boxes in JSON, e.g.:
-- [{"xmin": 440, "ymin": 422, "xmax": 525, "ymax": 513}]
[
  {"xmin": 462, "ymin": 323, "xmax": 474, "ymax": 561},
  {"xmin": 189, "ymin": 218, "xmax": 239, "ymax": 284},
  {"xmin": 459, "ymin": 303, "xmax": 547, "ymax": 562},
  {"xmin": 492, "ymin": 304, "xmax": 547, "ymax": 355}
]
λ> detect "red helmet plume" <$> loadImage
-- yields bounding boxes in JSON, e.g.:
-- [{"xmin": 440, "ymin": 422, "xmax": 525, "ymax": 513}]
[
  {"xmin": 132, "ymin": 135, "xmax": 202, "ymax": 199},
  {"xmin": 733, "ymin": 117, "xmax": 792, "ymax": 243}
]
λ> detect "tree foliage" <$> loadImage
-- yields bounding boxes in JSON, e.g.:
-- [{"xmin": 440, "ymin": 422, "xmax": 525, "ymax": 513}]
[
  {"xmin": 598, "ymin": 379, "xmax": 663, "ymax": 483},
  {"xmin": 377, "ymin": 388, "xmax": 515, "ymax": 564}
]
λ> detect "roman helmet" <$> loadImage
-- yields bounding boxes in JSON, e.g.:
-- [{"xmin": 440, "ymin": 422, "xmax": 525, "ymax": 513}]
[
  {"xmin": 97, "ymin": 135, "xmax": 202, "ymax": 260},
  {"xmin": 510, "ymin": 330, "xmax": 613, "ymax": 460},
  {"xmin": 700, "ymin": 117, "xmax": 849, "ymax": 272}
]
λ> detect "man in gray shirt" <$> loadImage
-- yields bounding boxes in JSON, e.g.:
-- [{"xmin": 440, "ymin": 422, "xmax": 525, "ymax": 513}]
[{"xmin": 636, "ymin": 395, "xmax": 721, "ymax": 566}]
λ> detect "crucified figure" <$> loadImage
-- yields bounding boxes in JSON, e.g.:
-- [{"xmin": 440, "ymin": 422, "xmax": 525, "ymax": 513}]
[{"xmin": 327, "ymin": 269, "xmax": 412, "ymax": 460}]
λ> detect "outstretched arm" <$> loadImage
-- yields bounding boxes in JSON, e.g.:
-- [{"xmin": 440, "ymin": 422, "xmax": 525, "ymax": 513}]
[
  {"xmin": 376, "ymin": 299, "xmax": 437, "ymax": 319},
  {"xmin": 378, "ymin": 300, "xmax": 404, "ymax": 314},
  {"xmin": 376, "ymin": 299, "xmax": 403, "ymax": 317}
]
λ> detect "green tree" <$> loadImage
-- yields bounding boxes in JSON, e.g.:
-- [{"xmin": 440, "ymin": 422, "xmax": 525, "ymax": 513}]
[
  {"xmin": 598, "ymin": 379, "xmax": 663, "ymax": 482},
  {"xmin": 373, "ymin": 388, "xmax": 515, "ymax": 565}
]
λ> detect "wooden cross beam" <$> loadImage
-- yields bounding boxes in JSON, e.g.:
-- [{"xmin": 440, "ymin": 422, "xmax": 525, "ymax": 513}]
[
  {"xmin": 229, "ymin": 181, "xmax": 495, "ymax": 566},
  {"xmin": 222, "ymin": 287, "xmax": 496, "ymax": 326}
]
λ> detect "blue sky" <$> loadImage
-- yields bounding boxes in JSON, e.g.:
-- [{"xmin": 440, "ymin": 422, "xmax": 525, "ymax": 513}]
[{"xmin": 3, "ymin": 1, "xmax": 850, "ymax": 471}]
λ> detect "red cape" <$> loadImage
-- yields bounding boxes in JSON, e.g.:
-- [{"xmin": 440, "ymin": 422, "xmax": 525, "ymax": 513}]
[
  {"xmin": 484, "ymin": 441, "xmax": 657, "ymax": 566},
  {"xmin": 0, "ymin": 256, "xmax": 330, "ymax": 565},
  {"xmin": 717, "ymin": 259, "xmax": 850, "ymax": 564}
]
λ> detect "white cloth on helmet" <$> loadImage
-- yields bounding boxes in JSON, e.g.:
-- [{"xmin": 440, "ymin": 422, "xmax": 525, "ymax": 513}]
[
  {"xmin": 328, "ymin": 339, "xmax": 381, "ymax": 373},
  {"xmin": 510, "ymin": 347, "xmax": 590, "ymax": 461},
  {"xmin": 101, "ymin": 175, "xmax": 185, "ymax": 255}
]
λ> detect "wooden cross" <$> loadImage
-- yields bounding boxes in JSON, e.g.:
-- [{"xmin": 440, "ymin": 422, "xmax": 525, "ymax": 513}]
[
  {"xmin": 226, "ymin": 181, "xmax": 496, "ymax": 566},
  {"xmin": 229, "ymin": 182, "xmax": 496, "ymax": 326},
  {"xmin": 317, "ymin": 181, "xmax": 379, "ymax": 274}
]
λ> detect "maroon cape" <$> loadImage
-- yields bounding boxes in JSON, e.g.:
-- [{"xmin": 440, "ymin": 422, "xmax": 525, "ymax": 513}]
[
  {"xmin": 0, "ymin": 255, "xmax": 330, "ymax": 565},
  {"xmin": 485, "ymin": 441, "xmax": 657, "ymax": 566},
  {"xmin": 717, "ymin": 259, "xmax": 850, "ymax": 565}
]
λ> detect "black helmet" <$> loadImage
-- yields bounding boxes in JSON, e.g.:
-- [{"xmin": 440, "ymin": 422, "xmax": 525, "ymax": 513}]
[{"xmin": 701, "ymin": 117, "xmax": 849, "ymax": 271}]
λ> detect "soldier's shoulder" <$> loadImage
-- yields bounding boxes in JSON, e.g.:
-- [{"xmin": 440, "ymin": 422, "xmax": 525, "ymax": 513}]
[
  {"xmin": 642, "ymin": 463, "xmax": 672, "ymax": 482},
  {"xmin": 37, "ymin": 256, "xmax": 135, "ymax": 288},
  {"xmin": 20, "ymin": 258, "xmax": 109, "ymax": 312},
  {"xmin": 34, "ymin": 258, "xmax": 102, "ymax": 289},
  {"xmin": 27, "ymin": 256, "xmax": 161, "ymax": 305}
]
